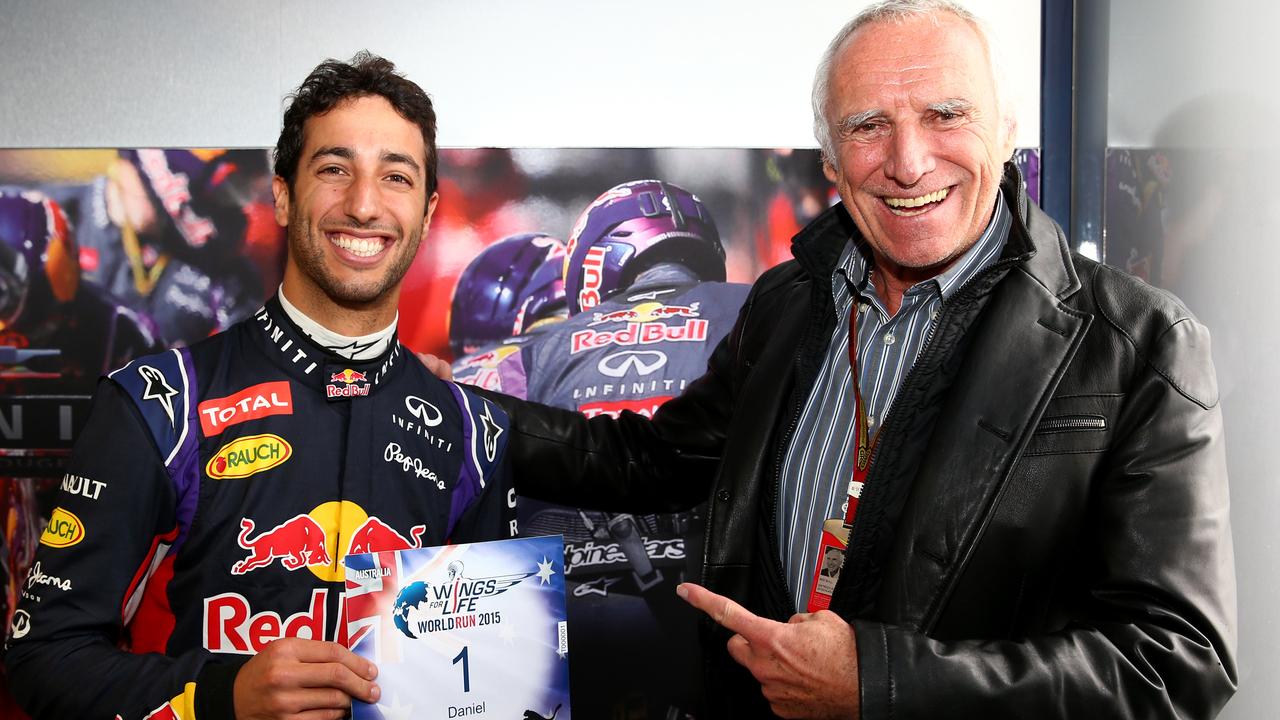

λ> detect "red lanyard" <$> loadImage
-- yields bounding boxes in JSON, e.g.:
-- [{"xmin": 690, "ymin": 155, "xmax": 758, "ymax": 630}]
[{"xmin": 844, "ymin": 302, "xmax": 874, "ymax": 527}]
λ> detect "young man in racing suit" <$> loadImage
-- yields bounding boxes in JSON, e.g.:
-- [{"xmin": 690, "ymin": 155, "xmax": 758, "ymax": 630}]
[{"xmin": 4, "ymin": 52, "xmax": 518, "ymax": 720}]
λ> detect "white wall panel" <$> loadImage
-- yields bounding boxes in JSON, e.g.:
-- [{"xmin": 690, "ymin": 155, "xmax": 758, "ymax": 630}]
[{"xmin": 1, "ymin": 0, "xmax": 1040, "ymax": 149}]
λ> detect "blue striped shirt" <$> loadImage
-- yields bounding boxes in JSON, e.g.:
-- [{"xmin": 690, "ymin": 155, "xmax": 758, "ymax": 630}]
[{"xmin": 778, "ymin": 194, "xmax": 1011, "ymax": 612}]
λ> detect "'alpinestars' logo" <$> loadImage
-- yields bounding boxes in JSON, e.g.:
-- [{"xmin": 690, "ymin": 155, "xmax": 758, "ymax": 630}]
[
  {"xmin": 138, "ymin": 365, "xmax": 179, "ymax": 427},
  {"xmin": 480, "ymin": 403, "xmax": 503, "ymax": 463}
]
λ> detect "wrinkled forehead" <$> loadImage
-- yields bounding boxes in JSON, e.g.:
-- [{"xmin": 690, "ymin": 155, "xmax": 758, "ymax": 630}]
[{"xmin": 832, "ymin": 15, "xmax": 996, "ymax": 108}]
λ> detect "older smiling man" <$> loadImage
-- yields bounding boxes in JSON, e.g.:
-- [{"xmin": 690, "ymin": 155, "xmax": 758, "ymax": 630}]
[{"xmin": 469, "ymin": 1, "xmax": 1237, "ymax": 718}]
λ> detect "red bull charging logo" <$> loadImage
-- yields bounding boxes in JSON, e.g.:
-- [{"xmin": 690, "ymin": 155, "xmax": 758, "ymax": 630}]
[
  {"xmin": 230, "ymin": 500, "xmax": 425, "ymax": 582},
  {"xmin": 326, "ymin": 368, "xmax": 370, "ymax": 398}
]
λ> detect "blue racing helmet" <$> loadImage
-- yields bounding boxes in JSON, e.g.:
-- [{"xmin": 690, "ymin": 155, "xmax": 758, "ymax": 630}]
[
  {"xmin": 449, "ymin": 232, "xmax": 566, "ymax": 356},
  {"xmin": 0, "ymin": 191, "xmax": 79, "ymax": 330},
  {"xmin": 564, "ymin": 180, "xmax": 724, "ymax": 315}
]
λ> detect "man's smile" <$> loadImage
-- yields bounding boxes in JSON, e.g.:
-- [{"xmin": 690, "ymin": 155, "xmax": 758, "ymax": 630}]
[
  {"xmin": 881, "ymin": 186, "xmax": 951, "ymax": 217},
  {"xmin": 327, "ymin": 230, "xmax": 394, "ymax": 260}
]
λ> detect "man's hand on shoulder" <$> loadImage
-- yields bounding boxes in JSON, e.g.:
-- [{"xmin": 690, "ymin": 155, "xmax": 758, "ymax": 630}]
[
  {"xmin": 233, "ymin": 638, "xmax": 379, "ymax": 720},
  {"xmin": 415, "ymin": 352, "xmax": 453, "ymax": 381},
  {"xmin": 678, "ymin": 582, "xmax": 860, "ymax": 719}
]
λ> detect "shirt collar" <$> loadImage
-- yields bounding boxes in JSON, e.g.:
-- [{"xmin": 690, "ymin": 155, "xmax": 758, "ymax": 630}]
[{"xmin": 835, "ymin": 190, "xmax": 1011, "ymax": 302}]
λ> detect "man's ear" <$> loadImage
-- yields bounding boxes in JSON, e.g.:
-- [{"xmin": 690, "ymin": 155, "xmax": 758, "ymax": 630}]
[
  {"xmin": 272, "ymin": 176, "xmax": 290, "ymax": 228},
  {"xmin": 1001, "ymin": 113, "xmax": 1019, "ymax": 161},
  {"xmin": 422, "ymin": 191, "xmax": 440, "ymax": 237},
  {"xmin": 823, "ymin": 157, "xmax": 839, "ymax": 184}
]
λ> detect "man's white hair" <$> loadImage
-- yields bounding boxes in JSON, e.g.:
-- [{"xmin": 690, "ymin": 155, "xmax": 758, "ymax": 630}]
[{"xmin": 811, "ymin": 0, "xmax": 1010, "ymax": 167}]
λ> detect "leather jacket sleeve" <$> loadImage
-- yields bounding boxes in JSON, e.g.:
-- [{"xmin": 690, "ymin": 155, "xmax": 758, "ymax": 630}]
[{"xmin": 853, "ymin": 313, "xmax": 1237, "ymax": 719}]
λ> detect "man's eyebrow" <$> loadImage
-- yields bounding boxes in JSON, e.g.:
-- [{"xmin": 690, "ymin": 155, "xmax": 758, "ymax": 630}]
[
  {"xmin": 926, "ymin": 98, "xmax": 975, "ymax": 115},
  {"xmin": 306, "ymin": 146, "xmax": 421, "ymax": 177},
  {"xmin": 381, "ymin": 151, "xmax": 422, "ymax": 176},
  {"xmin": 309, "ymin": 145, "xmax": 354, "ymax": 165},
  {"xmin": 837, "ymin": 109, "xmax": 885, "ymax": 134}
]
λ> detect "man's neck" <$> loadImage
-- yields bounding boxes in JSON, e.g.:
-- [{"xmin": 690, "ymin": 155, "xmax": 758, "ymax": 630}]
[
  {"xmin": 872, "ymin": 252, "xmax": 968, "ymax": 317},
  {"xmin": 280, "ymin": 268, "xmax": 398, "ymax": 336},
  {"xmin": 277, "ymin": 284, "xmax": 398, "ymax": 362}
]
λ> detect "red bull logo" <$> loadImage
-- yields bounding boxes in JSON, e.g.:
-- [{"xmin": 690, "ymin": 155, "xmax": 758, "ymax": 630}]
[
  {"xmin": 330, "ymin": 368, "xmax": 368, "ymax": 384},
  {"xmin": 206, "ymin": 434, "xmax": 291, "ymax": 479},
  {"xmin": 231, "ymin": 514, "xmax": 331, "ymax": 575},
  {"xmin": 590, "ymin": 301, "xmax": 701, "ymax": 326},
  {"xmin": 326, "ymin": 368, "xmax": 371, "ymax": 398},
  {"xmin": 577, "ymin": 246, "xmax": 609, "ymax": 311},
  {"xmin": 230, "ymin": 501, "xmax": 426, "ymax": 582},
  {"xmin": 570, "ymin": 318, "xmax": 708, "ymax": 354}
]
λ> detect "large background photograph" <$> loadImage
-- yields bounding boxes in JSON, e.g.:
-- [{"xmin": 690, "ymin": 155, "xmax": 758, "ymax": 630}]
[{"xmin": 1, "ymin": 145, "xmax": 1040, "ymax": 719}]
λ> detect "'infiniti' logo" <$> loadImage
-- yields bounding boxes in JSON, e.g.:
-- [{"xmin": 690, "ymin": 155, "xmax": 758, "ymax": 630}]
[
  {"xmin": 598, "ymin": 350, "xmax": 668, "ymax": 378},
  {"xmin": 404, "ymin": 396, "xmax": 443, "ymax": 427}
]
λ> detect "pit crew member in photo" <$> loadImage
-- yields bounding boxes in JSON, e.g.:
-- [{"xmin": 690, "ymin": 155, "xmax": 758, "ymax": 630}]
[
  {"xmin": 513, "ymin": 179, "xmax": 749, "ymax": 718},
  {"xmin": 5, "ymin": 52, "xmax": 518, "ymax": 720},
  {"xmin": 1, "ymin": 190, "xmax": 160, "ymax": 390},
  {"xmin": 34, "ymin": 148, "xmax": 268, "ymax": 347},
  {"xmin": 449, "ymin": 231, "xmax": 568, "ymax": 396}
]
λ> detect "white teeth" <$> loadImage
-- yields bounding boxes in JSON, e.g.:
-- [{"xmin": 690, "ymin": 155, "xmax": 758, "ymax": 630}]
[
  {"xmin": 331, "ymin": 234, "xmax": 386, "ymax": 257},
  {"xmin": 883, "ymin": 187, "xmax": 950, "ymax": 210}
]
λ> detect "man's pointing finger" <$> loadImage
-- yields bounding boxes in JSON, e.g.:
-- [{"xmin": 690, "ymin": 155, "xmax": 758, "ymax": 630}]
[{"xmin": 677, "ymin": 582, "xmax": 777, "ymax": 642}]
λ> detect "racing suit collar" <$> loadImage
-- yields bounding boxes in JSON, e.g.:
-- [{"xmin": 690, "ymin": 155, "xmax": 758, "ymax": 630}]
[{"xmin": 251, "ymin": 294, "xmax": 404, "ymax": 398}]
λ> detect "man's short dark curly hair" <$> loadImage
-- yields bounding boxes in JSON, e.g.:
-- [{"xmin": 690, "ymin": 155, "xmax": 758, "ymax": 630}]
[{"xmin": 274, "ymin": 51, "xmax": 438, "ymax": 197}]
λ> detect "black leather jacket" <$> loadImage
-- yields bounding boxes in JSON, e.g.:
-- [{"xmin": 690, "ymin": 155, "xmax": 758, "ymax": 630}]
[{"xmin": 497, "ymin": 166, "xmax": 1237, "ymax": 719}]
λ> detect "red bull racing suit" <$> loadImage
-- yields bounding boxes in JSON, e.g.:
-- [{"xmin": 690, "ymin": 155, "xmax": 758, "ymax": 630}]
[{"xmin": 4, "ymin": 295, "xmax": 516, "ymax": 719}]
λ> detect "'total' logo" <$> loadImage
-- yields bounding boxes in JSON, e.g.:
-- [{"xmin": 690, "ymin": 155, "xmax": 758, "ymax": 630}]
[{"xmin": 198, "ymin": 381, "xmax": 293, "ymax": 436}]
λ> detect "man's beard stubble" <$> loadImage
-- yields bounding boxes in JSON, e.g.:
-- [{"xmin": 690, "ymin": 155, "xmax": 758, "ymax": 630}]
[{"xmin": 287, "ymin": 214, "xmax": 422, "ymax": 308}]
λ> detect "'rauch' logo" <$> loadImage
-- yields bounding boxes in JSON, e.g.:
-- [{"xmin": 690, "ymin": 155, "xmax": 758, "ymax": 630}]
[
  {"xmin": 40, "ymin": 507, "xmax": 85, "ymax": 548},
  {"xmin": 207, "ymin": 434, "xmax": 292, "ymax": 479}
]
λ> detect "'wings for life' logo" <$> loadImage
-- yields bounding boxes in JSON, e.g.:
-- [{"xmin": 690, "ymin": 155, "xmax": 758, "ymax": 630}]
[
  {"xmin": 392, "ymin": 557, "xmax": 551, "ymax": 639},
  {"xmin": 206, "ymin": 434, "xmax": 292, "ymax": 479},
  {"xmin": 40, "ymin": 507, "xmax": 85, "ymax": 548},
  {"xmin": 138, "ymin": 364, "xmax": 179, "ymax": 427},
  {"xmin": 198, "ymin": 381, "xmax": 292, "ymax": 436}
]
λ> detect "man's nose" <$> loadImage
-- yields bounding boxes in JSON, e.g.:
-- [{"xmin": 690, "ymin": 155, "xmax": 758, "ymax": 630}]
[
  {"xmin": 883, "ymin": 123, "xmax": 935, "ymax": 187},
  {"xmin": 343, "ymin": 173, "xmax": 382, "ymax": 224}
]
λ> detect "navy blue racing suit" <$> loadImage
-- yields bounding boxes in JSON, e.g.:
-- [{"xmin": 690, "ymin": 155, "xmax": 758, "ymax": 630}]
[{"xmin": 4, "ymin": 295, "xmax": 517, "ymax": 719}]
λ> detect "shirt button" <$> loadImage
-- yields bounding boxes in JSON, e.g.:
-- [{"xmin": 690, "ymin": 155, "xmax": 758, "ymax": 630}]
[
  {"xmin": 867, "ymin": 415, "xmax": 876, "ymax": 426},
  {"xmin": 884, "ymin": 333, "xmax": 896, "ymax": 345},
  {"xmin": 716, "ymin": 489, "xmax": 731, "ymax": 502},
  {"xmin": 859, "ymin": 303, "xmax": 869, "ymax": 314}
]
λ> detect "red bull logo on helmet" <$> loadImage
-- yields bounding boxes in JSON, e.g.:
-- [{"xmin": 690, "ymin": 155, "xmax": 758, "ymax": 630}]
[
  {"xmin": 577, "ymin": 246, "xmax": 609, "ymax": 312},
  {"xmin": 207, "ymin": 434, "xmax": 291, "ymax": 479}
]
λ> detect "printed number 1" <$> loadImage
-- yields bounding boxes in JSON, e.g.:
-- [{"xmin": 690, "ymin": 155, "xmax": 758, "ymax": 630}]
[{"xmin": 453, "ymin": 646, "xmax": 471, "ymax": 692}]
